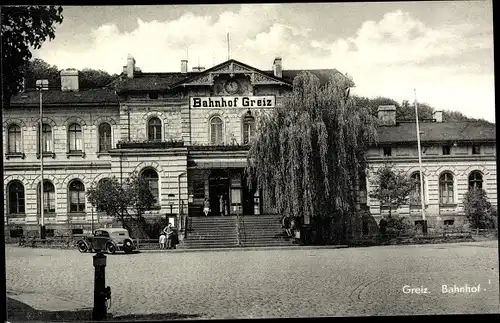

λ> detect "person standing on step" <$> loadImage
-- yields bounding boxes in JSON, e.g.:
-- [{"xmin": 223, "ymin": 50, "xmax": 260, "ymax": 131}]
[
  {"xmin": 203, "ymin": 197, "xmax": 210, "ymax": 217},
  {"xmin": 163, "ymin": 223, "xmax": 174, "ymax": 249},
  {"xmin": 219, "ymin": 194, "xmax": 225, "ymax": 216}
]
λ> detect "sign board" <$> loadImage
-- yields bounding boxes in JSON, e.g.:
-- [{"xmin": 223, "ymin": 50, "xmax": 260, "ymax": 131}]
[{"xmin": 190, "ymin": 96, "xmax": 275, "ymax": 108}]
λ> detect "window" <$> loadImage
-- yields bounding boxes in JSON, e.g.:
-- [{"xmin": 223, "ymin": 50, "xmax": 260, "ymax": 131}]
[
  {"xmin": 472, "ymin": 145, "xmax": 481, "ymax": 155},
  {"xmin": 210, "ymin": 116, "xmax": 223, "ymax": 145},
  {"xmin": 410, "ymin": 172, "xmax": 424, "ymax": 205},
  {"xmin": 98, "ymin": 123, "xmax": 112, "ymax": 152},
  {"xmin": 442, "ymin": 145, "xmax": 450, "ymax": 155},
  {"xmin": 148, "ymin": 117, "xmax": 162, "ymax": 141},
  {"xmin": 38, "ymin": 124, "xmax": 53, "ymax": 153},
  {"xmin": 8, "ymin": 124, "xmax": 22, "ymax": 153},
  {"xmin": 72, "ymin": 228, "xmax": 83, "ymax": 235},
  {"xmin": 193, "ymin": 181, "xmax": 205, "ymax": 199},
  {"xmin": 468, "ymin": 171, "xmax": 483, "ymax": 190},
  {"xmin": 69, "ymin": 180, "xmax": 86, "ymax": 213},
  {"xmin": 8, "ymin": 181, "xmax": 25, "ymax": 214},
  {"xmin": 439, "ymin": 172, "xmax": 454, "ymax": 204},
  {"xmin": 242, "ymin": 115, "xmax": 255, "ymax": 144},
  {"xmin": 444, "ymin": 219, "xmax": 454, "ymax": 226},
  {"xmin": 68, "ymin": 123, "xmax": 82, "ymax": 152},
  {"xmin": 10, "ymin": 229, "xmax": 24, "ymax": 238},
  {"xmin": 142, "ymin": 169, "xmax": 159, "ymax": 207},
  {"xmin": 37, "ymin": 181, "xmax": 55, "ymax": 213},
  {"xmin": 149, "ymin": 91, "xmax": 159, "ymax": 99},
  {"xmin": 383, "ymin": 147, "xmax": 392, "ymax": 156}
]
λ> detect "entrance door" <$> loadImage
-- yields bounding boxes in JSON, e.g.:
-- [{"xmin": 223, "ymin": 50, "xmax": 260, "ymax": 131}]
[
  {"xmin": 209, "ymin": 169, "xmax": 230, "ymax": 216},
  {"xmin": 242, "ymin": 173, "xmax": 256, "ymax": 215}
]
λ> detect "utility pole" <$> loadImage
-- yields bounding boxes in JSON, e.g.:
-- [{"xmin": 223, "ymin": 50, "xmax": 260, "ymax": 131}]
[
  {"xmin": 414, "ymin": 89, "xmax": 427, "ymax": 234},
  {"xmin": 36, "ymin": 79, "xmax": 49, "ymax": 239}
]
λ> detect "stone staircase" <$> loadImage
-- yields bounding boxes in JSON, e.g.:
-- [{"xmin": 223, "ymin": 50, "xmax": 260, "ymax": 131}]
[
  {"xmin": 178, "ymin": 215, "xmax": 295, "ymax": 249},
  {"xmin": 238, "ymin": 215, "xmax": 295, "ymax": 247},
  {"xmin": 179, "ymin": 216, "xmax": 239, "ymax": 249}
]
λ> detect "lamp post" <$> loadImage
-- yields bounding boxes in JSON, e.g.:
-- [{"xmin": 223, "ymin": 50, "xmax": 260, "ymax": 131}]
[
  {"xmin": 36, "ymin": 79, "xmax": 49, "ymax": 239},
  {"xmin": 414, "ymin": 89, "xmax": 427, "ymax": 234},
  {"xmin": 168, "ymin": 194, "xmax": 175, "ymax": 226}
]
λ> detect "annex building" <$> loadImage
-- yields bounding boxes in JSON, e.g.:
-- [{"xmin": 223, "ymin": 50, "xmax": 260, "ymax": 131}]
[{"xmin": 3, "ymin": 55, "xmax": 497, "ymax": 240}]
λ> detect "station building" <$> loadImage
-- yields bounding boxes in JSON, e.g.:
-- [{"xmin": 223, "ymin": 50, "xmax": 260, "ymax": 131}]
[{"xmin": 3, "ymin": 55, "xmax": 496, "ymax": 238}]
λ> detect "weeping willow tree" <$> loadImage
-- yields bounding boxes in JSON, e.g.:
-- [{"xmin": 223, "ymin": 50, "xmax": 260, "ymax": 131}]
[{"xmin": 246, "ymin": 72, "xmax": 377, "ymax": 243}]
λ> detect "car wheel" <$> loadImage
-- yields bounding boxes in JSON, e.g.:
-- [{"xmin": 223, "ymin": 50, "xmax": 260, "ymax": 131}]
[
  {"xmin": 106, "ymin": 243, "xmax": 116, "ymax": 254},
  {"xmin": 123, "ymin": 240, "xmax": 134, "ymax": 254},
  {"xmin": 77, "ymin": 241, "xmax": 88, "ymax": 253}
]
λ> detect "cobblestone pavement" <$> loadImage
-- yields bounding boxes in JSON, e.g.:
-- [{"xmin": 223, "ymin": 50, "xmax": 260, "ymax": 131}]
[{"xmin": 6, "ymin": 241, "xmax": 499, "ymax": 319}]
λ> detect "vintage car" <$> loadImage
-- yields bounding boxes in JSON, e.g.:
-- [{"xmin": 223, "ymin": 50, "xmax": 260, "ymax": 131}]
[{"xmin": 76, "ymin": 228, "xmax": 135, "ymax": 254}]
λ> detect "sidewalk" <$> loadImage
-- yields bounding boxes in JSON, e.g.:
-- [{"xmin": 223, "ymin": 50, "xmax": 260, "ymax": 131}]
[{"xmin": 138, "ymin": 244, "xmax": 350, "ymax": 253}]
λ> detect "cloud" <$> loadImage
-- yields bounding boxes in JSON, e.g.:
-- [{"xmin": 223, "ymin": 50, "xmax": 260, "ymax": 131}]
[{"xmin": 33, "ymin": 6, "xmax": 494, "ymax": 121}]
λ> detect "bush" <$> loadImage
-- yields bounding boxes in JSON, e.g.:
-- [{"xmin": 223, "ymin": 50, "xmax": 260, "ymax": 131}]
[
  {"xmin": 463, "ymin": 188, "xmax": 497, "ymax": 229},
  {"xmin": 380, "ymin": 215, "xmax": 414, "ymax": 237}
]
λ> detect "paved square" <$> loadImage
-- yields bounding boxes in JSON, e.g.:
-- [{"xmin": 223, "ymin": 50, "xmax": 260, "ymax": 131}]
[{"xmin": 6, "ymin": 241, "xmax": 499, "ymax": 319}]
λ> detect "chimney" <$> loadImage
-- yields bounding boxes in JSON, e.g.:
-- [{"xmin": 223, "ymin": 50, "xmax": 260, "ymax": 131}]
[
  {"xmin": 181, "ymin": 60, "xmax": 188, "ymax": 73},
  {"xmin": 433, "ymin": 110, "xmax": 443, "ymax": 123},
  {"xmin": 377, "ymin": 105, "xmax": 397, "ymax": 126},
  {"xmin": 60, "ymin": 69, "xmax": 79, "ymax": 92},
  {"xmin": 273, "ymin": 57, "xmax": 282, "ymax": 78},
  {"xmin": 126, "ymin": 54, "xmax": 135, "ymax": 79}
]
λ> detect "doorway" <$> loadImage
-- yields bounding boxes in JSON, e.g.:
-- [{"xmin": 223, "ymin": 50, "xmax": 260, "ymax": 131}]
[
  {"xmin": 209, "ymin": 169, "xmax": 230, "ymax": 216},
  {"xmin": 242, "ymin": 172, "xmax": 256, "ymax": 215}
]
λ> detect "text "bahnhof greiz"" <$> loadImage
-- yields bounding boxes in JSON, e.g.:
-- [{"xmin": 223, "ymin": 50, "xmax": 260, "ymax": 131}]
[{"xmin": 190, "ymin": 96, "xmax": 275, "ymax": 108}]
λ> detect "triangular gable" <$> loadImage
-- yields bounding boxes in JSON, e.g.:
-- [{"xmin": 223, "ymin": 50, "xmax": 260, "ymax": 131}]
[{"xmin": 169, "ymin": 59, "xmax": 293, "ymax": 89}]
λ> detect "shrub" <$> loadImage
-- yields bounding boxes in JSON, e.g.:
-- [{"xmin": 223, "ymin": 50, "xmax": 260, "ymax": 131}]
[{"xmin": 463, "ymin": 188, "xmax": 497, "ymax": 229}]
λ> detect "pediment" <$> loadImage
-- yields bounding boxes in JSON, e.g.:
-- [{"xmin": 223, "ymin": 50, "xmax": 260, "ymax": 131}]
[{"xmin": 174, "ymin": 60, "xmax": 292, "ymax": 88}]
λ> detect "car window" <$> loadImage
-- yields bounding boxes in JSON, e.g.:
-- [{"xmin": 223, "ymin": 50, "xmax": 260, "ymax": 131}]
[
  {"xmin": 94, "ymin": 230, "xmax": 101, "ymax": 236},
  {"xmin": 101, "ymin": 231, "xmax": 110, "ymax": 237}
]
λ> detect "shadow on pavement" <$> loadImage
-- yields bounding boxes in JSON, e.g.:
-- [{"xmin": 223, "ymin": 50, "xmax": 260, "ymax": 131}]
[{"xmin": 7, "ymin": 297, "xmax": 201, "ymax": 321}]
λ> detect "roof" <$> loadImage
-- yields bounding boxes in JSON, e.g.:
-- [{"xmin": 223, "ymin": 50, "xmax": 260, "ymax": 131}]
[
  {"xmin": 376, "ymin": 121, "xmax": 496, "ymax": 144},
  {"xmin": 9, "ymin": 89, "xmax": 119, "ymax": 106},
  {"xmin": 114, "ymin": 59, "xmax": 351, "ymax": 93},
  {"xmin": 263, "ymin": 69, "xmax": 354, "ymax": 87},
  {"xmin": 98, "ymin": 228, "xmax": 129, "ymax": 233}
]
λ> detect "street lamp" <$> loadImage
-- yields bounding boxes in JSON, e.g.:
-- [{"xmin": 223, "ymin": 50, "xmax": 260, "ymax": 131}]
[
  {"xmin": 36, "ymin": 79, "xmax": 49, "ymax": 239},
  {"xmin": 168, "ymin": 193, "xmax": 175, "ymax": 226}
]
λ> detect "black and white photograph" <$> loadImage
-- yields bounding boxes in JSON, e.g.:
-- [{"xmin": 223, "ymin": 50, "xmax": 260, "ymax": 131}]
[{"xmin": 1, "ymin": 1, "xmax": 498, "ymax": 321}]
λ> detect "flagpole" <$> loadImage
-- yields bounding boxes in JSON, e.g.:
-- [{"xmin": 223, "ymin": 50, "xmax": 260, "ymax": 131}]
[
  {"xmin": 414, "ymin": 89, "xmax": 427, "ymax": 234},
  {"xmin": 227, "ymin": 32, "xmax": 230, "ymax": 60}
]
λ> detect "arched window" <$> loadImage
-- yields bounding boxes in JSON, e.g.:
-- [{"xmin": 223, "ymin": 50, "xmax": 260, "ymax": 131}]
[
  {"xmin": 8, "ymin": 180, "xmax": 25, "ymax": 214},
  {"xmin": 410, "ymin": 172, "xmax": 424, "ymax": 205},
  {"xmin": 148, "ymin": 117, "xmax": 162, "ymax": 141},
  {"xmin": 210, "ymin": 116, "xmax": 223, "ymax": 145},
  {"xmin": 37, "ymin": 181, "xmax": 56, "ymax": 213},
  {"xmin": 68, "ymin": 123, "xmax": 82, "ymax": 152},
  {"xmin": 242, "ymin": 114, "xmax": 255, "ymax": 145},
  {"xmin": 98, "ymin": 123, "xmax": 112, "ymax": 152},
  {"xmin": 8, "ymin": 124, "xmax": 22, "ymax": 153},
  {"xmin": 141, "ymin": 169, "xmax": 159, "ymax": 207},
  {"xmin": 69, "ymin": 180, "xmax": 86, "ymax": 213},
  {"xmin": 439, "ymin": 172, "xmax": 454, "ymax": 204},
  {"xmin": 468, "ymin": 171, "xmax": 483, "ymax": 190},
  {"xmin": 38, "ymin": 123, "xmax": 53, "ymax": 153}
]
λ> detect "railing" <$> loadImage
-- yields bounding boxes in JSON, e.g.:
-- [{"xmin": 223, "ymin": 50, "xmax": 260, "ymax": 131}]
[{"xmin": 116, "ymin": 140, "xmax": 184, "ymax": 149}]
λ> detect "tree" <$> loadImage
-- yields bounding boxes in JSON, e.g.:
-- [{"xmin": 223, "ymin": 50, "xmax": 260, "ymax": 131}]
[
  {"xmin": 368, "ymin": 163, "xmax": 415, "ymax": 218},
  {"xmin": 23, "ymin": 58, "xmax": 61, "ymax": 90},
  {"xmin": 246, "ymin": 72, "xmax": 377, "ymax": 243},
  {"xmin": 1, "ymin": 5, "xmax": 64, "ymax": 106},
  {"xmin": 79, "ymin": 68, "xmax": 117, "ymax": 89},
  {"xmin": 463, "ymin": 188, "xmax": 497, "ymax": 232},
  {"xmin": 87, "ymin": 174, "xmax": 155, "ymax": 236},
  {"xmin": 21, "ymin": 58, "xmax": 118, "ymax": 90}
]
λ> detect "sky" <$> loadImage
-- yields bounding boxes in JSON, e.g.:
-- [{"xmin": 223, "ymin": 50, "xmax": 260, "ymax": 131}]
[{"xmin": 32, "ymin": 2, "xmax": 495, "ymax": 122}]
